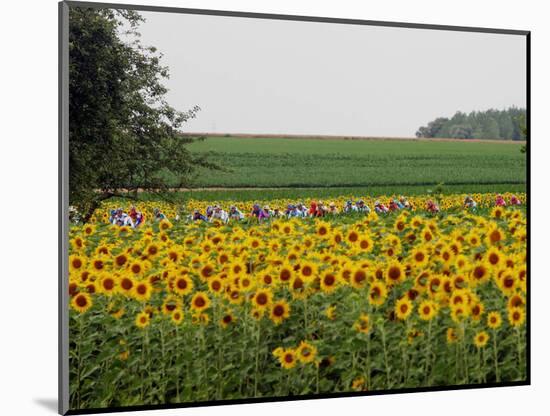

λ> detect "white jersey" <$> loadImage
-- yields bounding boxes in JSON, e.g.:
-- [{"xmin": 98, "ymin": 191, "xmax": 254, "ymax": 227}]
[{"xmin": 211, "ymin": 210, "xmax": 229, "ymax": 223}]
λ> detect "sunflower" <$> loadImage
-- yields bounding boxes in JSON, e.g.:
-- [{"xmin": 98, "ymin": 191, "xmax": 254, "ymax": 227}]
[
  {"xmin": 491, "ymin": 206, "xmax": 504, "ymax": 219},
  {"xmin": 473, "ymin": 331, "xmax": 490, "ymax": 348},
  {"xmin": 315, "ymin": 221, "xmax": 331, "ymax": 238},
  {"xmin": 220, "ymin": 311, "xmax": 236, "ymax": 328},
  {"xmin": 470, "ymin": 302, "xmax": 484, "ymax": 321},
  {"xmin": 208, "ymin": 277, "xmax": 224, "ymax": 294},
  {"xmin": 421, "ymin": 227, "xmax": 434, "ymax": 243},
  {"xmin": 191, "ymin": 312, "xmax": 210, "ymax": 326},
  {"xmin": 167, "ymin": 249, "xmax": 181, "ymax": 264},
  {"xmin": 385, "ymin": 261, "xmax": 405, "ymax": 285},
  {"xmin": 239, "ymin": 275, "xmax": 255, "ymax": 292},
  {"xmin": 252, "ymin": 288, "xmax": 273, "ymax": 310},
  {"xmin": 277, "ymin": 263, "xmax": 294, "ymax": 284},
  {"xmin": 339, "ymin": 264, "xmax": 353, "ymax": 283},
  {"xmin": 354, "ymin": 313, "xmax": 371, "ymax": 334},
  {"xmin": 487, "ymin": 311, "xmax": 502, "ymax": 329},
  {"xmin": 508, "ymin": 307, "xmax": 525, "ymax": 327},
  {"xmin": 410, "ymin": 248, "xmax": 429, "ymax": 268},
  {"xmin": 98, "ymin": 274, "xmax": 117, "ymax": 296},
  {"xmin": 270, "ymin": 300, "xmax": 291, "ymax": 325},
  {"xmin": 272, "ymin": 347, "xmax": 284, "ymax": 359},
  {"xmin": 470, "ymin": 262, "xmax": 490, "ymax": 285},
  {"xmin": 450, "ymin": 304, "xmax": 470, "ymax": 323},
  {"xmin": 71, "ymin": 292, "xmax": 92, "ymax": 314},
  {"xmin": 296, "ymin": 340, "xmax": 317, "ymax": 364},
  {"xmin": 190, "ymin": 292, "xmax": 211, "ymax": 312},
  {"xmin": 114, "ymin": 253, "xmax": 129, "ymax": 268},
  {"xmin": 171, "ymin": 309, "xmax": 184, "ymax": 325},
  {"xmin": 351, "ymin": 376, "xmax": 366, "ymax": 391},
  {"xmin": 69, "ymin": 254, "xmax": 86, "ymax": 272},
  {"xmin": 278, "ymin": 349, "xmax": 297, "ymax": 369},
  {"xmin": 162, "ymin": 295, "xmax": 182, "ymax": 315},
  {"xmin": 299, "ymin": 261, "xmax": 318, "ymax": 281},
  {"xmin": 368, "ymin": 281, "xmax": 388, "ymax": 307},
  {"xmin": 135, "ymin": 311, "xmax": 150, "ymax": 329},
  {"xmin": 143, "ymin": 243, "xmax": 160, "ymax": 258},
  {"xmin": 418, "ymin": 299, "xmax": 438, "ymax": 321},
  {"xmin": 199, "ymin": 262, "xmax": 216, "ymax": 281},
  {"xmin": 173, "ymin": 275, "xmax": 194, "ymax": 296},
  {"xmin": 350, "ymin": 267, "xmax": 368, "ymax": 289},
  {"xmin": 497, "ymin": 271, "xmax": 517, "ymax": 296},
  {"xmin": 446, "ymin": 327, "xmax": 459, "ymax": 344},
  {"xmin": 485, "ymin": 247, "xmax": 503, "ymax": 268},
  {"xmin": 83, "ymin": 224, "xmax": 96, "ymax": 235},
  {"xmin": 70, "ymin": 236, "xmax": 86, "ymax": 251},
  {"xmin": 226, "ymin": 289, "xmax": 244, "ymax": 305},
  {"xmin": 467, "ymin": 232, "xmax": 482, "ymax": 247},
  {"xmin": 357, "ymin": 235, "xmax": 374, "ymax": 252},
  {"xmin": 129, "ymin": 260, "xmax": 145, "ymax": 276},
  {"xmin": 226, "ymin": 260, "xmax": 244, "ymax": 276},
  {"xmin": 508, "ymin": 294, "xmax": 525, "ymax": 310},
  {"xmin": 449, "ymin": 289, "xmax": 468, "ymax": 307},
  {"xmin": 485, "ymin": 224, "xmax": 504, "ymax": 246},
  {"xmin": 330, "ymin": 231, "xmax": 344, "ymax": 246},
  {"xmin": 394, "ymin": 217, "xmax": 407, "ymax": 233},
  {"xmin": 158, "ymin": 219, "xmax": 172, "ymax": 231},
  {"xmin": 133, "ymin": 280, "xmax": 153, "ymax": 302},
  {"xmin": 91, "ymin": 256, "xmax": 107, "ymax": 272},
  {"xmin": 439, "ymin": 245, "xmax": 454, "ymax": 265},
  {"xmin": 250, "ymin": 307, "xmax": 264, "ymax": 321},
  {"xmin": 395, "ymin": 297, "xmax": 413, "ymax": 320},
  {"xmin": 346, "ymin": 229, "xmax": 360, "ymax": 245},
  {"xmin": 325, "ymin": 305, "xmax": 337, "ymax": 320},
  {"xmin": 320, "ymin": 271, "xmax": 339, "ymax": 293},
  {"xmin": 414, "ymin": 271, "xmax": 430, "ymax": 293}
]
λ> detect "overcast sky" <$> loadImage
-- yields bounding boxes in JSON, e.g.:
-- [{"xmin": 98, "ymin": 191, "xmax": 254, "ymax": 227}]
[{"xmin": 133, "ymin": 11, "xmax": 526, "ymax": 137}]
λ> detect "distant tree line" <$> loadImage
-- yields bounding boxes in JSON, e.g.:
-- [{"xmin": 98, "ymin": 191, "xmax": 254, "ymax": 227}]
[{"xmin": 416, "ymin": 107, "xmax": 526, "ymax": 140}]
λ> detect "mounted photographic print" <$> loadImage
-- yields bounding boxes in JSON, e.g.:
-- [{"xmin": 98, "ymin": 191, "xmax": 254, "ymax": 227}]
[{"xmin": 59, "ymin": 1, "xmax": 530, "ymax": 414}]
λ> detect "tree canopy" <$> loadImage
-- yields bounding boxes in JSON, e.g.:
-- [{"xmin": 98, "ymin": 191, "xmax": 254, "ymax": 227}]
[
  {"xmin": 69, "ymin": 7, "xmax": 217, "ymax": 220},
  {"xmin": 416, "ymin": 108, "xmax": 526, "ymax": 140}
]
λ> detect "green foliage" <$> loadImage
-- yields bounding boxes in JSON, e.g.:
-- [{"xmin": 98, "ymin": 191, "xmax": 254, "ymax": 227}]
[
  {"xmin": 68, "ymin": 7, "xmax": 217, "ymax": 220},
  {"xmin": 416, "ymin": 108, "xmax": 526, "ymax": 140},
  {"xmin": 182, "ymin": 137, "xmax": 526, "ymax": 188}
]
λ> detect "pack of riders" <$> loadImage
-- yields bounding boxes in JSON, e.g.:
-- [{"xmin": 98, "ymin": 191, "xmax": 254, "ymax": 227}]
[{"xmin": 107, "ymin": 193, "xmax": 522, "ymax": 226}]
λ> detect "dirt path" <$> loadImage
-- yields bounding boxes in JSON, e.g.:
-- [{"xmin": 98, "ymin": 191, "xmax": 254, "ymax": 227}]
[{"xmin": 179, "ymin": 132, "xmax": 525, "ymax": 144}]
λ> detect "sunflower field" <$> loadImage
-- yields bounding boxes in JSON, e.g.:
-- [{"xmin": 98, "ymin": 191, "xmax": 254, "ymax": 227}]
[{"xmin": 68, "ymin": 193, "xmax": 527, "ymax": 410}]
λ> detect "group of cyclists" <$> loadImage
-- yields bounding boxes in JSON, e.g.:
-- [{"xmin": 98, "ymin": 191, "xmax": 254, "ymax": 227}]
[
  {"xmin": 108, "ymin": 206, "xmax": 166, "ymax": 228},
  {"xmin": 107, "ymin": 193, "xmax": 523, "ymax": 227}
]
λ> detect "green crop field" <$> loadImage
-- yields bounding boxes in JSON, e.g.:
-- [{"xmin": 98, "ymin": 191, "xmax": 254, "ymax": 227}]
[{"xmin": 178, "ymin": 136, "xmax": 526, "ymax": 192}]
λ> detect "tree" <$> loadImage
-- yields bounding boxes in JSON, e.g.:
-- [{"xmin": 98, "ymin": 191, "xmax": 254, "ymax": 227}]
[
  {"xmin": 449, "ymin": 124, "xmax": 473, "ymax": 139},
  {"xmin": 69, "ymin": 7, "xmax": 218, "ymax": 221},
  {"xmin": 415, "ymin": 117, "xmax": 448, "ymax": 138},
  {"xmin": 416, "ymin": 108, "xmax": 526, "ymax": 140}
]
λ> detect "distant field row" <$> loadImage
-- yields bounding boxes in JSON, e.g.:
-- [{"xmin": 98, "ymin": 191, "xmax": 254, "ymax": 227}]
[
  {"xmin": 152, "ymin": 184, "xmax": 526, "ymax": 203},
  {"xmin": 178, "ymin": 136, "xmax": 526, "ymax": 188}
]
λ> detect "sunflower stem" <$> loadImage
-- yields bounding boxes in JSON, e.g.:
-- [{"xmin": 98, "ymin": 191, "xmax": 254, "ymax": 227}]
[
  {"xmin": 316, "ymin": 363, "xmax": 320, "ymax": 394},
  {"xmin": 424, "ymin": 319, "xmax": 432, "ymax": 385},
  {"xmin": 76, "ymin": 314, "xmax": 83, "ymax": 409},
  {"xmin": 175, "ymin": 325, "xmax": 180, "ymax": 403},
  {"xmin": 254, "ymin": 320, "xmax": 261, "ymax": 397},
  {"xmin": 516, "ymin": 327, "xmax": 523, "ymax": 379},
  {"xmin": 492, "ymin": 329, "xmax": 500, "ymax": 382},
  {"xmin": 380, "ymin": 322, "xmax": 391, "ymax": 389}
]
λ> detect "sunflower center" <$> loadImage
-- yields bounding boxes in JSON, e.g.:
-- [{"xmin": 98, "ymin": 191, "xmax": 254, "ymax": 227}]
[
  {"xmin": 273, "ymin": 305, "xmax": 285, "ymax": 317},
  {"xmin": 388, "ymin": 267, "xmax": 401, "ymax": 281},
  {"xmin": 256, "ymin": 293, "xmax": 268, "ymax": 305},
  {"xmin": 76, "ymin": 295, "xmax": 88, "ymax": 307}
]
